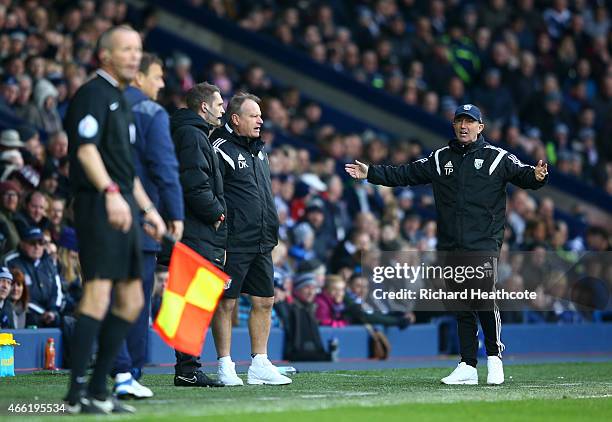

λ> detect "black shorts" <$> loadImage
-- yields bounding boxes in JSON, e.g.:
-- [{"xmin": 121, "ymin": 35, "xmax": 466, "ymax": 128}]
[
  {"xmin": 223, "ymin": 252, "xmax": 274, "ymax": 299},
  {"xmin": 73, "ymin": 192, "xmax": 142, "ymax": 282}
]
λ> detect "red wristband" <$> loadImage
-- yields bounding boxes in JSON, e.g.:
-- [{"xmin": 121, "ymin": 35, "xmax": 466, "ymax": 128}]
[
  {"xmin": 104, "ymin": 182, "xmax": 120, "ymax": 194},
  {"xmin": 218, "ymin": 214, "xmax": 225, "ymax": 222}
]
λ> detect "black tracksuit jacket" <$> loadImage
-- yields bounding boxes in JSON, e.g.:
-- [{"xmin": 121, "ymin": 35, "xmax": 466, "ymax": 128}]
[
  {"xmin": 368, "ymin": 136, "xmax": 548, "ymax": 253},
  {"xmin": 210, "ymin": 123, "xmax": 279, "ymax": 253}
]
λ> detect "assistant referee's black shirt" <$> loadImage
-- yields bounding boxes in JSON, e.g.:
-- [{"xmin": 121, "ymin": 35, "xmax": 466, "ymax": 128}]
[{"xmin": 65, "ymin": 69, "xmax": 136, "ymax": 194}]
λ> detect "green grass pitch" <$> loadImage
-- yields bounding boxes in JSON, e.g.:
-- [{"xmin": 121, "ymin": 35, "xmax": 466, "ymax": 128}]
[{"xmin": 0, "ymin": 362, "xmax": 610, "ymax": 421}]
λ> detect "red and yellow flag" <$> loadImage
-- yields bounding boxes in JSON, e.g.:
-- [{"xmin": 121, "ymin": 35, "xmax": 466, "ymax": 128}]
[{"xmin": 153, "ymin": 242, "xmax": 229, "ymax": 357}]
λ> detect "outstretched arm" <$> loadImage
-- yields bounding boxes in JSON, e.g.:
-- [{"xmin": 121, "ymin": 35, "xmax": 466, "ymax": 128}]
[
  {"xmin": 345, "ymin": 156, "xmax": 434, "ymax": 187},
  {"xmin": 504, "ymin": 154, "xmax": 549, "ymax": 189}
]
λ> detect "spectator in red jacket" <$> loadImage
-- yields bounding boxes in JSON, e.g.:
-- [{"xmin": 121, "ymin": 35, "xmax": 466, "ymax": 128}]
[{"xmin": 315, "ymin": 275, "xmax": 349, "ymax": 327}]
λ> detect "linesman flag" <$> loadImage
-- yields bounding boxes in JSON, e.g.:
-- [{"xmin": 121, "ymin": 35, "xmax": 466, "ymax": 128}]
[{"xmin": 153, "ymin": 242, "xmax": 230, "ymax": 356}]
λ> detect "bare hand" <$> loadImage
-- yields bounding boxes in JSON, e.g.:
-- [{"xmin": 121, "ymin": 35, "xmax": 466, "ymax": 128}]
[
  {"xmin": 214, "ymin": 220, "xmax": 222, "ymax": 231},
  {"xmin": 42, "ymin": 311, "xmax": 55, "ymax": 324},
  {"xmin": 535, "ymin": 160, "xmax": 548, "ymax": 182},
  {"xmin": 143, "ymin": 209, "xmax": 167, "ymax": 242},
  {"xmin": 106, "ymin": 192, "xmax": 132, "ymax": 232},
  {"xmin": 168, "ymin": 220, "xmax": 184, "ymax": 241},
  {"xmin": 344, "ymin": 160, "xmax": 369, "ymax": 180}
]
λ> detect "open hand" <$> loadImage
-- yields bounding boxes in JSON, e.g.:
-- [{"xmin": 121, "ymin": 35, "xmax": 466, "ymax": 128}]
[{"xmin": 345, "ymin": 160, "xmax": 369, "ymax": 180}]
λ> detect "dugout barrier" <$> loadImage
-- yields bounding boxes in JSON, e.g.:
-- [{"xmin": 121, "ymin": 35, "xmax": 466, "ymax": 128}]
[{"xmin": 5, "ymin": 322, "xmax": 612, "ymax": 370}]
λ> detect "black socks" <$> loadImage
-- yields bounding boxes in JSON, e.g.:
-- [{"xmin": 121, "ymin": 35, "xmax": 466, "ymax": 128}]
[
  {"xmin": 87, "ymin": 313, "xmax": 133, "ymax": 399},
  {"xmin": 66, "ymin": 315, "xmax": 101, "ymax": 403}
]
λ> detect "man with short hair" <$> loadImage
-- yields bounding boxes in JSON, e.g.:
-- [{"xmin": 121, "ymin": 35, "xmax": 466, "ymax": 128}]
[
  {"xmin": 44, "ymin": 131, "xmax": 68, "ymax": 173},
  {"xmin": 346, "ymin": 104, "xmax": 548, "ymax": 385},
  {"xmin": 4, "ymin": 227, "xmax": 62, "ymax": 328},
  {"xmin": 111, "ymin": 52, "xmax": 184, "ymax": 398},
  {"xmin": 13, "ymin": 190, "xmax": 50, "ymax": 234},
  {"xmin": 211, "ymin": 93, "xmax": 290, "ymax": 385},
  {"xmin": 63, "ymin": 25, "xmax": 166, "ymax": 414},
  {"xmin": 169, "ymin": 82, "xmax": 226, "ymax": 387}
]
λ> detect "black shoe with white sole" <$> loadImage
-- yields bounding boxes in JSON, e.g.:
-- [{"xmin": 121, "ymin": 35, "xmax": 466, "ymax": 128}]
[{"xmin": 174, "ymin": 371, "xmax": 224, "ymax": 387}]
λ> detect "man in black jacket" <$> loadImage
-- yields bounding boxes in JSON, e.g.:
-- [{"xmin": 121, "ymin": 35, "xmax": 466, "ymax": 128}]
[
  {"xmin": 211, "ymin": 93, "xmax": 290, "ymax": 386},
  {"xmin": 346, "ymin": 104, "xmax": 548, "ymax": 385},
  {"xmin": 169, "ymin": 82, "xmax": 226, "ymax": 388}
]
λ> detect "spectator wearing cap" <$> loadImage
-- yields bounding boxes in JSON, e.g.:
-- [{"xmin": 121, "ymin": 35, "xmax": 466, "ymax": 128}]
[
  {"xmin": 0, "ymin": 129, "xmax": 25, "ymax": 151},
  {"xmin": 23, "ymin": 78, "xmax": 62, "ymax": 134},
  {"xmin": 0, "ymin": 181, "xmax": 21, "ymax": 254},
  {"xmin": 0, "ymin": 149, "xmax": 24, "ymax": 182},
  {"xmin": 10, "ymin": 267, "xmax": 28, "ymax": 329},
  {"xmin": 314, "ymin": 275, "xmax": 349, "ymax": 327},
  {"xmin": 13, "ymin": 190, "xmax": 50, "ymax": 235},
  {"xmin": 281, "ymin": 271, "xmax": 330, "ymax": 361},
  {"xmin": 0, "ymin": 266, "xmax": 14, "ymax": 328},
  {"xmin": 4, "ymin": 226, "xmax": 62, "ymax": 328}
]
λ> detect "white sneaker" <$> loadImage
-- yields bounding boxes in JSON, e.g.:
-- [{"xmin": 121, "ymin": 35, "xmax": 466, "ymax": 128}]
[
  {"xmin": 487, "ymin": 356, "xmax": 504, "ymax": 385},
  {"xmin": 441, "ymin": 362, "xmax": 478, "ymax": 385},
  {"xmin": 247, "ymin": 355, "xmax": 292, "ymax": 385},
  {"xmin": 114, "ymin": 372, "xmax": 154, "ymax": 399},
  {"xmin": 218, "ymin": 360, "xmax": 244, "ymax": 386}
]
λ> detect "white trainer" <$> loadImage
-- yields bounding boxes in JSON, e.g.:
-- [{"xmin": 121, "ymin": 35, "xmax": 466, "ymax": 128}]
[
  {"xmin": 487, "ymin": 356, "xmax": 504, "ymax": 385},
  {"xmin": 114, "ymin": 372, "xmax": 154, "ymax": 399},
  {"xmin": 247, "ymin": 355, "xmax": 292, "ymax": 385},
  {"xmin": 441, "ymin": 362, "xmax": 478, "ymax": 385},
  {"xmin": 218, "ymin": 360, "xmax": 244, "ymax": 386}
]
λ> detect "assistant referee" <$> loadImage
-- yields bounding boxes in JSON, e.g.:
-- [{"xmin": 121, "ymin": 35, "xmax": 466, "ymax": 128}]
[
  {"xmin": 346, "ymin": 104, "xmax": 548, "ymax": 385},
  {"xmin": 63, "ymin": 26, "xmax": 165, "ymax": 414}
]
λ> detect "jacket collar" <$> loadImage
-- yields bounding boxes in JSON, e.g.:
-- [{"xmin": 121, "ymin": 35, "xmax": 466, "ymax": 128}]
[
  {"xmin": 449, "ymin": 134, "xmax": 486, "ymax": 155},
  {"xmin": 225, "ymin": 123, "xmax": 264, "ymax": 153}
]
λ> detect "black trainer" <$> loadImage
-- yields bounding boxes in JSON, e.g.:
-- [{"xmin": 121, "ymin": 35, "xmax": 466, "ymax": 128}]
[{"xmin": 174, "ymin": 371, "xmax": 224, "ymax": 387}]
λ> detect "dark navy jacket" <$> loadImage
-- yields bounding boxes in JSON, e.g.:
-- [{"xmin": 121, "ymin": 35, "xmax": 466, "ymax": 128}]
[
  {"xmin": 124, "ymin": 87, "xmax": 184, "ymax": 252},
  {"xmin": 5, "ymin": 250, "xmax": 62, "ymax": 325}
]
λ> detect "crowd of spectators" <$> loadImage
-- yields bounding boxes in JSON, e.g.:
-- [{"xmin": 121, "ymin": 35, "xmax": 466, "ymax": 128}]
[
  {"xmin": 196, "ymin": 0, "xmax": 612, "ymax": 194},
  {"xmin": 0, "ymin": 0, "xmax": 609, "ymax": 342}
]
